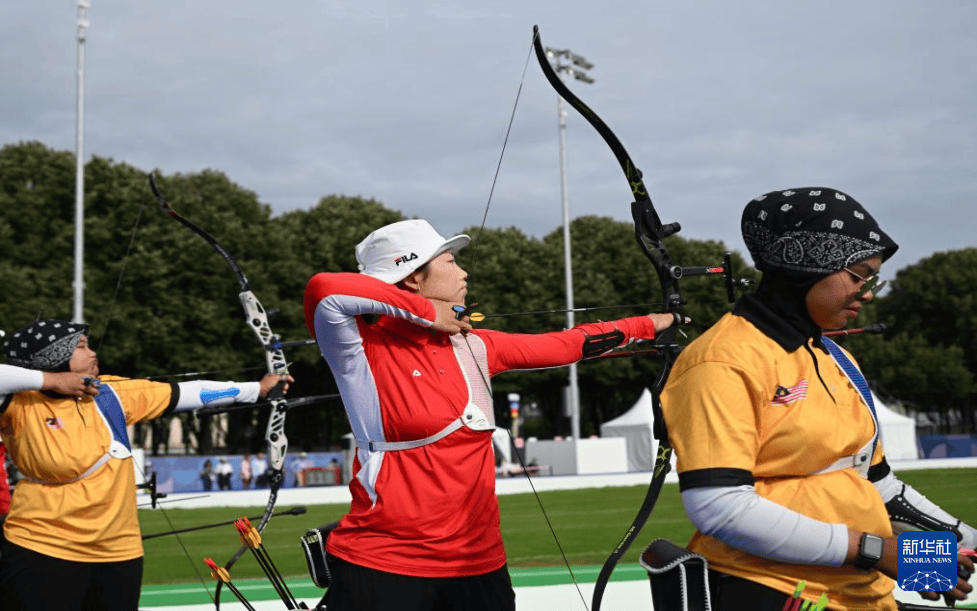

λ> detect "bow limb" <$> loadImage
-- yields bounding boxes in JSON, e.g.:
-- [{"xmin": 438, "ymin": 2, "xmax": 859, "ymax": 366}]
[
  {"xmin": 148, "ymin": 173, "xmax": 290, "ymax": 609},
  {"xmin": 531, "ymin": 26, "xmax": 683, "ymax": 317},
  {"xmin": 533, "ymin": 26, "xmax": 685, "ymax": 611}
]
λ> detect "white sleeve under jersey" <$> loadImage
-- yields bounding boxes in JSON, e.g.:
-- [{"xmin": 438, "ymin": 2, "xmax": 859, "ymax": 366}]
[{"xmin": 682, "ymin": 485, "xmax": 850, "ymax": 566}]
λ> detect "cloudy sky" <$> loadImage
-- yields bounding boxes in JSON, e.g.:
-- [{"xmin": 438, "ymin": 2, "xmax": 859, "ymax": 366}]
[{"xmin": 3, "ymin": 1, "xmax": 975, "ymax": 278}]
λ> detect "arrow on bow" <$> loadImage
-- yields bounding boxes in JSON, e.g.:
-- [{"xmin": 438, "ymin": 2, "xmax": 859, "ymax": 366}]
[
  {"xmin": 530, "ymin": 26, "xmax": 744, "ymax": 611},
  {"xmin": 148, "ymin": 173, "xmax": 292, "ymax": 609},
  {"xmin": 822, "ymin": 322, "xmax": 887, "ymax": 338}
]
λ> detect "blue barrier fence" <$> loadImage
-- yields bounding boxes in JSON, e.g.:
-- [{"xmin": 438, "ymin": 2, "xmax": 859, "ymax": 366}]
[
  {"xmin": 918, "ymin": 435, "xmax": 977, "ymax": 459},
  {"xmin": 144, "ymin": 452, "xmax": 343, "ymax": 493}
]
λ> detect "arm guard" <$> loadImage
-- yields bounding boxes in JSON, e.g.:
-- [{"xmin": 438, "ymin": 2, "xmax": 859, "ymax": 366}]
[
  {"xmin": 876, "ymin": 469, "xmax": 976, "ymax": 548},
  {"xmin": 581, "ymin": 329, "xmax": 625, "ymax": 359},
  {"xmin": 885, "ymin": 484, "xmax": 964, "ymax": 540},
  {"xmin": 174, "ymin": 380, "xmax": 262, "ymax": 412}
]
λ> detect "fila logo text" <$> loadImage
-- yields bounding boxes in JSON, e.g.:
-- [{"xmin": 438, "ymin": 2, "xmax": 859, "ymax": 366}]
[{"xmin": 394, "ymin": 252, "xmax": 419, "ymax": 266}]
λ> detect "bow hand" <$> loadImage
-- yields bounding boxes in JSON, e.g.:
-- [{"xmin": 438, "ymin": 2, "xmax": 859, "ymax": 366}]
[
  {"xmin": 648, "ymin": 312, "xmax": 690, "ymax": 335},
  {"xmin": 258, "ymin": 374, "xmax": 293, "ymax": 398},
  {"xmin": 923, "ymin": 552, "xmax": 974, "ymax": 604}
]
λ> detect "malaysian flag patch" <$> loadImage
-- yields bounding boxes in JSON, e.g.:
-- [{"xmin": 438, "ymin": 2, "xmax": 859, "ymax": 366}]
[
  {"xmin": 772, "ymin": 380, "xmax": 808, "ymax": 405},
  {"xmin": 45, "ymin": 417, "xmax": 65, "ymax": 430}
]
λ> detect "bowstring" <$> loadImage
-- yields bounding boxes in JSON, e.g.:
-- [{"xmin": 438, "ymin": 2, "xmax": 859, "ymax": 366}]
[
  {"xmin": 88, "ymin": 195, "xmax": 218, "ymax": 603},
  {"xmin": 461, "ymin": 333, "xmax": 590, "ymax": 611},
  {"xmin": 92, "ymin": 193, "xmax": 280, "ymax": 383},
  {"xmin": 461, "ymin": 29, "xmax": 590, "ymax": 611},
  {"xmin": 96, "ymin": 203, "xmax": 145, "ymax": 350},
  {"xmin": 135, "ymin": 458, "xmax": 217, "ymax": 604},
  {"xmin": 464, "ymin": 33, "xmax": 537, "ymax": 281}
]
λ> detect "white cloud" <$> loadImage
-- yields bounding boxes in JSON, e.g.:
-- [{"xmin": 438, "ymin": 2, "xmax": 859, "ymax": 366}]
[{"xmin": 2, "ymin": 0, "xmax": 974, "ymax": 274}]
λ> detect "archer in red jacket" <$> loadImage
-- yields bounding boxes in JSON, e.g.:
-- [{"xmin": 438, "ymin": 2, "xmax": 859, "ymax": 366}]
[{"xmin": 304, "ymin": 218, "xmax": 679, "ymax": 611}]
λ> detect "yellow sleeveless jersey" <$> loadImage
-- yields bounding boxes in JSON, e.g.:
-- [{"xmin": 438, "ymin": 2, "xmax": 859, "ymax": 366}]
[
  {"xmin": 0, "ymin": 376, "xmax": 175, "ymax": 562},
  {"xmin": 662, "ymin": 313, "xmax": 895, "ymax": 611}
]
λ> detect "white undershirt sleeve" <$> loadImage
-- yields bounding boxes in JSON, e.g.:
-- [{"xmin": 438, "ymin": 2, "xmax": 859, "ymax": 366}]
[
  {"xmin": 682, "ymin": 485, "xmax": 849, "ymax": 566},
  {"xmin": 0, "ymin": 364, "xmax": 45, "ymax": 397}
]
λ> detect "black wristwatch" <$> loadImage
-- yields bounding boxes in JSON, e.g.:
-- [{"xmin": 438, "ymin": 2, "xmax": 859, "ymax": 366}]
[{"xmin": 854, "ymin": 533, "xmax": 884, "ymax": 570}]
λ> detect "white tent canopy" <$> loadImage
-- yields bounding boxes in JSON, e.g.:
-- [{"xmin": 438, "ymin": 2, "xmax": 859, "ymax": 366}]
[
  {"xmin": 600, "ymin": 388, "xmax": 918, "ymax": 472},
  {"xmin": 492, "ymin": 427, "xmax": 512, "ymax": 465},
  {"xmin": 599, "ymin": 388, "xmax": 661, "ymax": 472},
  {"xmin": 872, "ymin": 391, "xmax": 919, "ymax": 460}
]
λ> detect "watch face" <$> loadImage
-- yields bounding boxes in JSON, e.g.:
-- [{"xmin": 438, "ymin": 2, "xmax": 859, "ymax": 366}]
[{"xmin": 863, "ymin": 534, "xmax": 884, "ymax": 559}]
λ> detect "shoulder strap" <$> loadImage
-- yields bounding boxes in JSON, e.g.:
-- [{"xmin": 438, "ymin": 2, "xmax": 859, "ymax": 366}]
[
  {"xmin": 821, "ymin": 337, "xmax": 880, "ymax": 463},
  {"xmin": 93, "ymin": 385, "xmax": 133, "ymax": 453}
]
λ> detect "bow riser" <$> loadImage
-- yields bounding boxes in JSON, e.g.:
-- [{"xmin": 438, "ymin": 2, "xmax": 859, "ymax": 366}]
[
  {"xmin": 263, "ymin": 395, "xmax": 289, "ymax": 474},
  {"xmin": 238, "ymin": 289, "xmax": 290, "ymax": 476},
  {"xmin": 239, "ymin": 292, "xmax": 288, "ymax": 373}
]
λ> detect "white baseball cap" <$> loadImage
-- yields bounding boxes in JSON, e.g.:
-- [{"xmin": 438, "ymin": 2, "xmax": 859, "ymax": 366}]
[{"xmin": 355, "ymin": 219, "xmax": 470, "ymax": 284}]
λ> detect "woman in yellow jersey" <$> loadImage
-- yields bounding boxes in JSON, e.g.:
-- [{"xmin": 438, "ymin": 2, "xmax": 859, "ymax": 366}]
[
  {"xmin": 0, "ymin": 319, "xmax": 291, "ymax": 611},
  {"xmin": 661, "ymin": 188, "xmax": 975, "ymax": 611}
]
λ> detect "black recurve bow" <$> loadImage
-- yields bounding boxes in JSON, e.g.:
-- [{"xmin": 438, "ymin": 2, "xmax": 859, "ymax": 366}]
[{"xmin": 532, "ymin": 26, "xmax": 741, "ymax": 611}]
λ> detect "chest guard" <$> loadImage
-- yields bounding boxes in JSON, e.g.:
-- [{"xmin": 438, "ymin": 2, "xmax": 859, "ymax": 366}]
[
  {"xmin": 22, "ymin": 385, "xmax": 132, "ymax": 485},
  {"xmin": 355, "ymin": 334, "xmax": 494, "ymax": 453}
]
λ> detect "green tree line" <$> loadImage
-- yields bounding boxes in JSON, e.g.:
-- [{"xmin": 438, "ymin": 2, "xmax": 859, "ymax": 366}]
[{"xmin": 1, "ymin": 141, "xmax": 973, "ymax": 455}]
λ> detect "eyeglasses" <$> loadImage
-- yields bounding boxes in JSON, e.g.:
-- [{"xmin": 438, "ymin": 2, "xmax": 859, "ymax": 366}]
[{"xmin": 843, "ymin": 267, "xmax": 886, "ymax": 295}]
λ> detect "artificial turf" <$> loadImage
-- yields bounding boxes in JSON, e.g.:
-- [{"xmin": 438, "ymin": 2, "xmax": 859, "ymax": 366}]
[{"xmin": 139, "ymin": 468, "xmax": 977, "ymax": 586}]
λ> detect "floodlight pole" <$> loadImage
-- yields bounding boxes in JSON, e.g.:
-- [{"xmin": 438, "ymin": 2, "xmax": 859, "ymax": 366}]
[
  {"xmin": 544, "ymin": 47, "xmax": 594, "ymax": 442},
  {"xmin": 73, "ymin": 0, "xmax": 90, "ymax": 323}
]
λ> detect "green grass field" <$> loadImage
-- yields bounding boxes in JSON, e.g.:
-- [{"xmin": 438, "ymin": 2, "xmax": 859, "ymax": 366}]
[{"xmin": 139, "ymin": 468, "xmax": 977, "ymax": 586}]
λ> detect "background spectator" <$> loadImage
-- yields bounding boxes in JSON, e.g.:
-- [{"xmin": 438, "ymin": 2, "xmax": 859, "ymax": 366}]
[
  {"xmin": 240, "ymin": 454, "xmax": 252, "ymax": 489},
  {"xmin": 199, "ymin": 459, "xmax": 214, "ymax": 492},
  {"xmin": 252, "ymin": 453, "xmax": 268, "ymax": 488},
  {"xmin": 216, "ymin": 457, "xmax": 233, "ymax": 490}
]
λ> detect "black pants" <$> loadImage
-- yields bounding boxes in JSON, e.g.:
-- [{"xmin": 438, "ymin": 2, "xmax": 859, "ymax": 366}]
[
  {"xmin": 324, "ymin": 554, "xmax": 516, "ymax": 611},
  {"xmin": 0, "ymin": 541, "xmax": 143, "ymax": 611},
  {"xmin": 709, "ymin": 570, "xmax": 791, "ymax": 611}
]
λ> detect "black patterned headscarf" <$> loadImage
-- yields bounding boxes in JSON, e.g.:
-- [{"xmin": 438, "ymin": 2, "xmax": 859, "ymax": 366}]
[
  {"xmin": 742, "ymin": 187, "xmax": 898, "ymax": 278},
  {"xmin": 740, "ymin": 188, "xmax": 899, "ymax": 344},
  {"xmin": 3, "ymin": 319, "xmax": 89, "ymax": 372}
]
